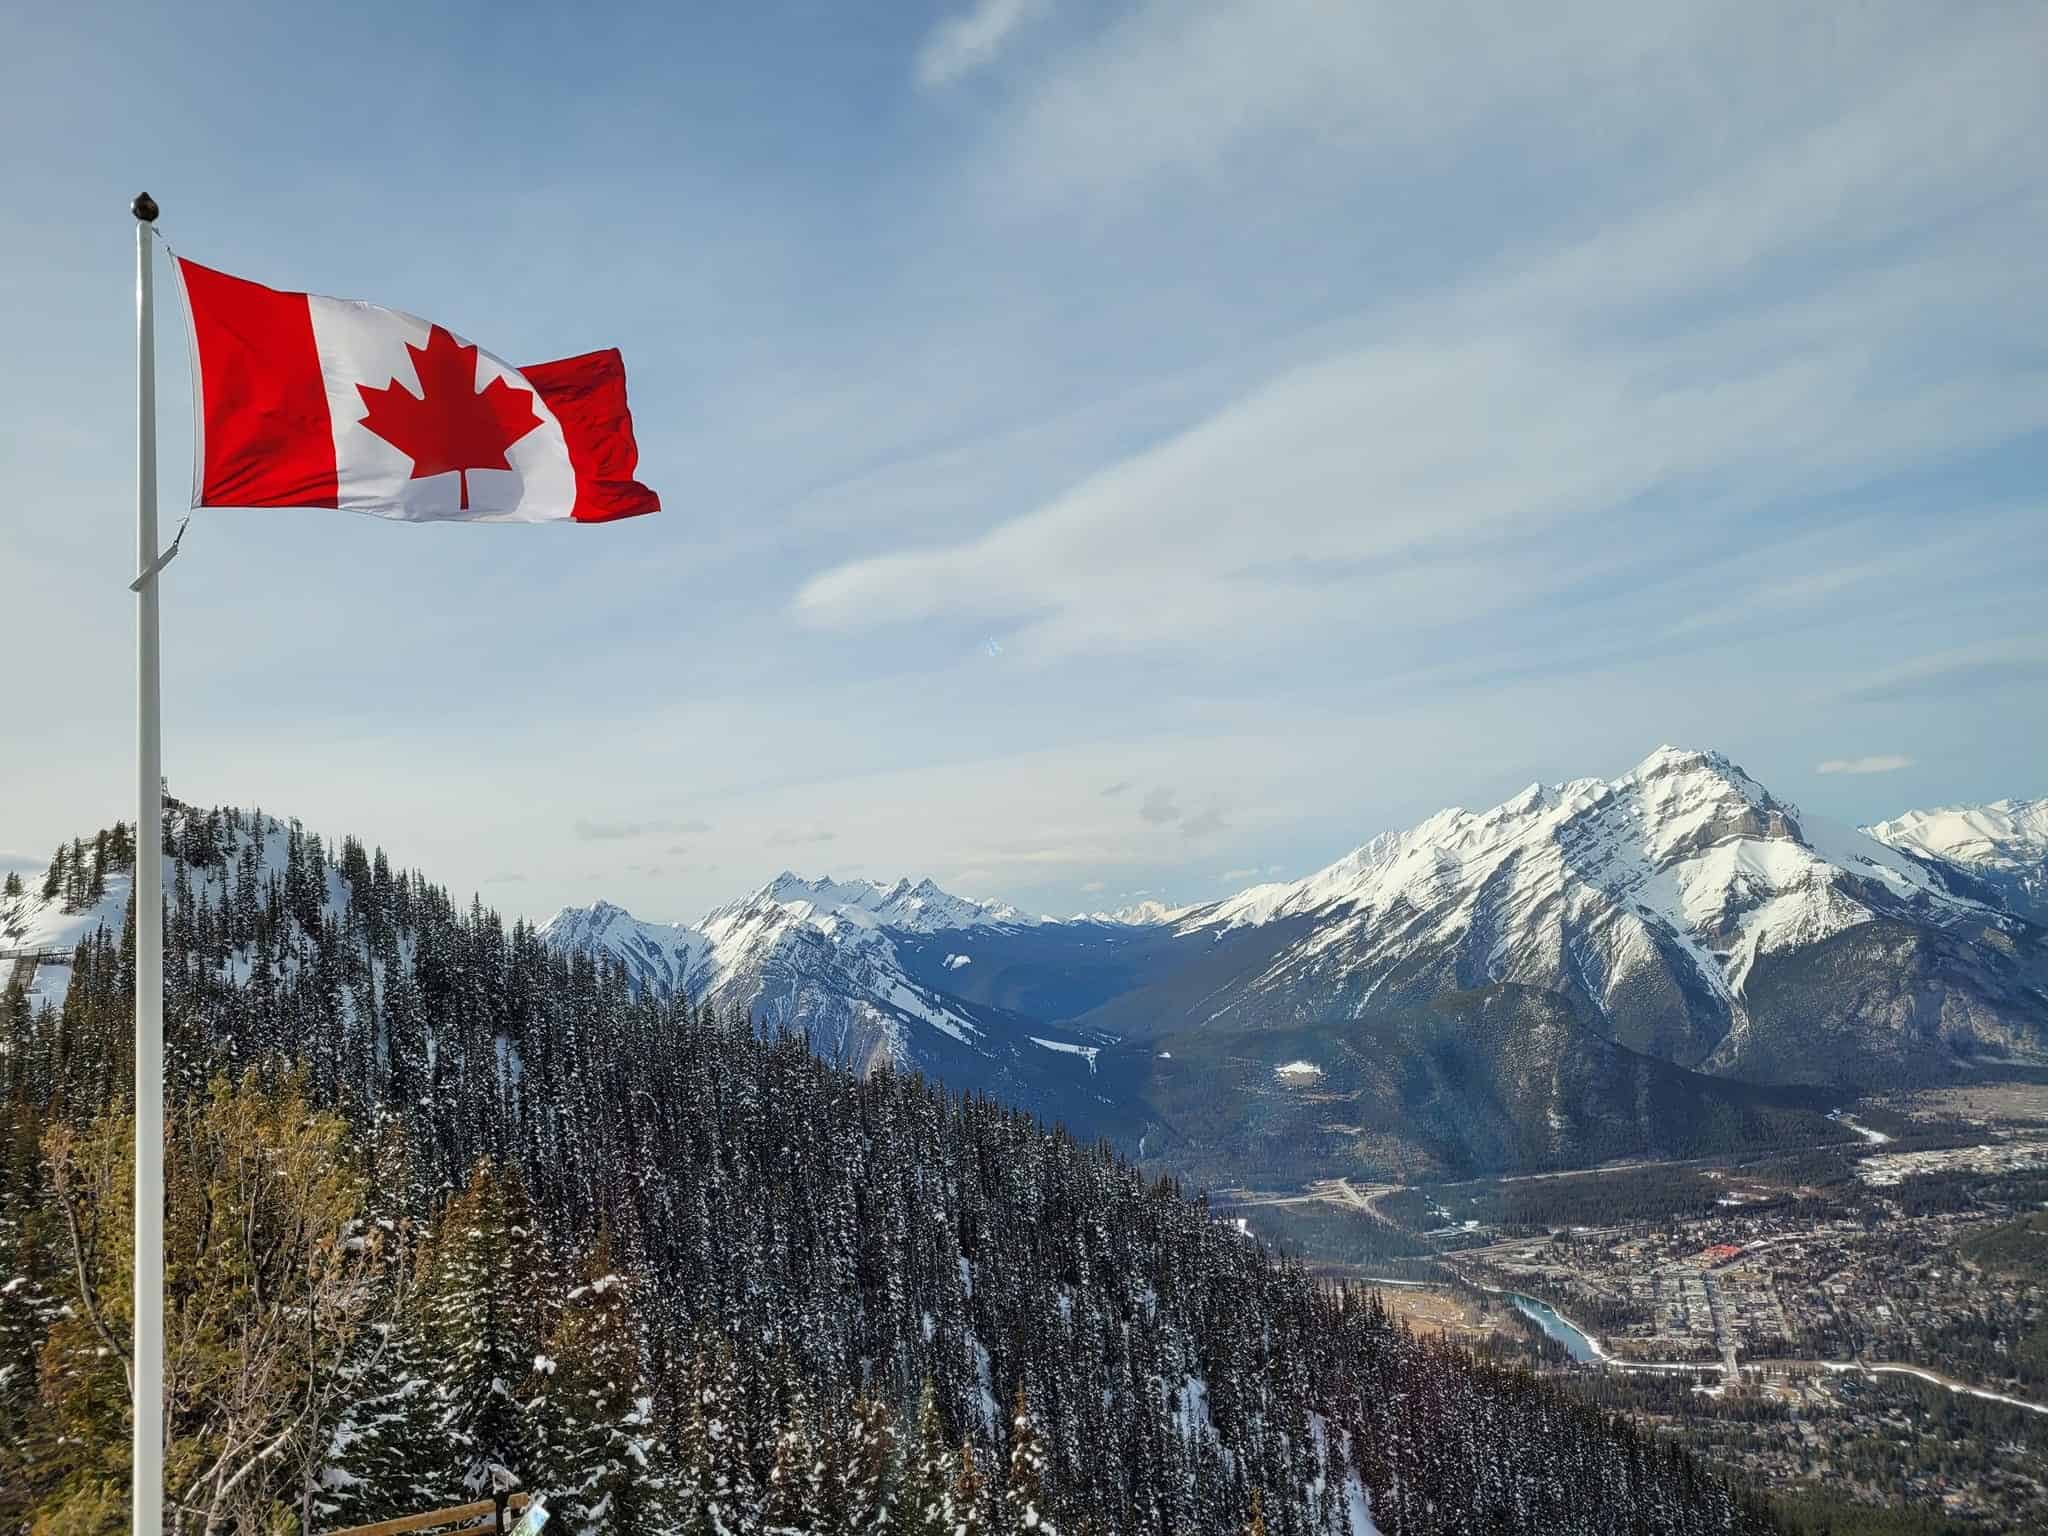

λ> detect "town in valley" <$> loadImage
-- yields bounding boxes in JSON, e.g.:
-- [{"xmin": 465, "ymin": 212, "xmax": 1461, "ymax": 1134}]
[{"xmin": 1222, "ymin": 1084, "xmax": 2048, "ymax": 1532}]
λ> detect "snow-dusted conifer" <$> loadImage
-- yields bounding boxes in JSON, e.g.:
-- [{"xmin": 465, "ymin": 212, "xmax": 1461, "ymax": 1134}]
[
  {"xmin": 840, "ymin": 1395, "xmax": 899, "ymax": 1534},
  {"xmin": 951, "ymin": 1439, "xmax": 989, "ymax": 1536},
  {"xmin": 677, "ymin": 1332, "xmax": 757, "ymax": 1536},
  {"xmin": 1001, "ymin": 1387, "xmax": 1055, "ymax": 1535},
  {"xmin": 761, "ymin": 1361, "xmax": 826, "ymax": 1535},
  {"xmin": 422, "ymin": 1159, "xmax": 543, "ymax": 1498},
  {"xmin": 903, "ymin": 1383, "xmax": 955, "ymax": 1536},
  {"xmin": 541, "ymin": 1227, "xmax": 660, "ymax": 1536}
]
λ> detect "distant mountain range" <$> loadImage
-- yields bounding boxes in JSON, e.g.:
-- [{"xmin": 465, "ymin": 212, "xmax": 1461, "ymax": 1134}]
[
  {"xmin": 10, "ymin": 749, "xmax": 2041, "ymax": 1185},
  {"xmin": 534, "ymin": 747, "xmax": 2047, "ymax": 1181},
  {"xmin": 1867, "ymin": 796, "xmax": 2048, "ymax": 923}
]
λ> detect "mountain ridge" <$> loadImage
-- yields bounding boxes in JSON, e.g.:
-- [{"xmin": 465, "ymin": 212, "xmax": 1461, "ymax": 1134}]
[
  {"xmin": 1867, "ymin": 796, "xmax": 2048, "ymax": 922},
  {"xmin": 11, "ymin": 752, "xmax": 2043, "ymax": 1182},
  {"xmin": 537, "ymin": 746, "xmax": 2045, "ymax": 1095}
]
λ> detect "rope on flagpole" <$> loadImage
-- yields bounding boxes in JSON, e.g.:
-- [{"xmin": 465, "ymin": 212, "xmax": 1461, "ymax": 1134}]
[
  {"xmin": 133, "ymin": 219, "xmax": 194, "ymax": 600},
  {"xmin": 129, "ymin": 513, "xmax": 190, "ymax": 593}
]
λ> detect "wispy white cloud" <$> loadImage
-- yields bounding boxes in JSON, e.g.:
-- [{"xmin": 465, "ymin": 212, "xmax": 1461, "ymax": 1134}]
[
  {"xmin": 768, "ymin": 827, "xmax": 838, "ymax": 847},
  {"xmin": 799, "ymin": 7, "xmax": 2047, "ymax": 668},
  {"xmin": 982, "ymin": 2, "xmax": 2015, "ymax": 214},
  {"xmin": 1816, "ymin": 755, "xmax": 1913, "ymax": 776},
  {"xmin": 795, "ymin": 313, "xmax": 2043, "ymax": 659},
  {"xmin": 917, "ymin": 0, "xmax": 1048, "ymax": 88},
  {"xmin": 1848, "ymin": 644, "xmax": 2048, "ymax": 705},
  {"xmin": 574, "ymin": 816, "xmax": 711, "ymax": 842}
]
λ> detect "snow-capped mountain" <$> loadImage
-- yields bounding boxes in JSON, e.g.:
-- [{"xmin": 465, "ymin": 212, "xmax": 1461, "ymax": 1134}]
[
  {"xmin": 539, "ymin": 872, "xmax": 1049, "ymax": 1080},
  {"xmin": 1074, "ymin": 899, "xmax": 1195, "ymax": 926},
  {"xmin": 538, "ymin": 748, "xmax": 2046, "ymax": 1093},
  {"xmin": 1867, "ymin": 798, "xmax": 2048, "ymax": 922},
  {"xmin": 1076, "ymin": 747, "xmax": 2046, "ymax": 1085},
  {"xmin": 702, "ymin": 872, "xmax": 1031, "ymax": 936},
  {"xmin": 14, "ymin": 765, "xmax": 2044, "ymax": 1186}
]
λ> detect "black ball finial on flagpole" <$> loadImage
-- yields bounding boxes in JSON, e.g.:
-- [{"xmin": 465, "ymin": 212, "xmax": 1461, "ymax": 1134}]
[{"xmin": 132, "ymin": 192, "xmax": 159, "ymax": 222}]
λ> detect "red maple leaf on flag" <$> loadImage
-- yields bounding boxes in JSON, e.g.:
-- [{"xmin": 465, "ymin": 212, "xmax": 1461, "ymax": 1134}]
[{"xmin": 356, "ymin": 325, "xmax": 543, "ymax": 510}]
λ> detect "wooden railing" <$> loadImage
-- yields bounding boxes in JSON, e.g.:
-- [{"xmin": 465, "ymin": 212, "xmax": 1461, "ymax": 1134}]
[{"xmin": 321, "ymin": 1493, "xmax": 529, "ymax": 1536}]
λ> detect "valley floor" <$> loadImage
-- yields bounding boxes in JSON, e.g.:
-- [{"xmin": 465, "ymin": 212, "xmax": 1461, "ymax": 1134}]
[{"xmin": 1216, "ymin": 1083, "xmax": 2048, "ymax": 1532}]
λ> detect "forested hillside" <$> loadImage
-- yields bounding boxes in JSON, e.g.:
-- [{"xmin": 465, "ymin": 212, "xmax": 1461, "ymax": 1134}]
[{"xmin": 1, "ymin": 804, "xmax": 1788, "ymax": 1534}]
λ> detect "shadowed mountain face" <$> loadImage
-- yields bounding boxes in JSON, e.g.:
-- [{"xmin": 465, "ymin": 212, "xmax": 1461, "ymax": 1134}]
[
  {"xmin": 1094, "ymin": 985, "xmax": 1842, "ymax": 1187},
  {"xmin": 533, "ymin": 747, "xmax": 2048, "ymax": 1181}
]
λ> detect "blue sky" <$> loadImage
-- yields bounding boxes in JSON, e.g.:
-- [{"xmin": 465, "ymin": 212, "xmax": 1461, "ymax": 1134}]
[{"xmin": 3, "ymin": 0, "xmax": 2044, "ymax": 922}]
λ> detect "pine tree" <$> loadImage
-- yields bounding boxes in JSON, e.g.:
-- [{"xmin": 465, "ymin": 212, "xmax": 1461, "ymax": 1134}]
[
  {"xmin": 423, "ymin": 1160, "xmax": 545, "ymax": 1498},
  {"xmin": 63, "ymin": 838, "xmax": 88, "ymax": 911},
  {"xmin": 840, "ymin": 1396, "xmax": 899, "ymax": 1535},
  {"xmin": 1001, "ymin": 1387, "xmax": 1055, "ymax": 1535},
  {"xmin": 904, "ymin": 1384, "xmax": 956, "ymax": 1536},
  {"xmin": 761, "ymin": 1365, "xmax": 826, "ymax": 1535},
  {"xmin": 330, "ymin": 1307, "xmax": 455, "ymax": 1525},
  {"xmin": 0, "ymin": 1189, "xmax": 63, "ymax": 1530},
  {"xmin": 676, "ymin": 1333, "xmax": 757, "ymax": 1536},
  {"xmin": 543, "ymin": 1229, "xmax": 662, "ymax": 1536},
  {"xmin": 951, "ymin": 1441, "xmax": 989, "ymax": 1536}
]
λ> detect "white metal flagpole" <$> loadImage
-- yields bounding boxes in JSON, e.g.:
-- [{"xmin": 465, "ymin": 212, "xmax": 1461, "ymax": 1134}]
[{"xmin": 130, "ymin": 189, "xmax": 165, "ymax": 1536}]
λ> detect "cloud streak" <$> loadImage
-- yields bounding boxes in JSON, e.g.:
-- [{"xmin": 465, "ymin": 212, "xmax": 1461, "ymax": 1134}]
[
  {"xmin": 1816, "ymin": 756, "xmax": 1913, "ymax": 776},
  {"xmin": 1139, "ymin": 787, "xmax": 1180, "ymax": 825},
  {"xmin": 574, "ymin": 817, "xmax": 711, "ymax": 843},
  {"xmin": 768, "ymin": 827, "xmax": 837, "ymax": 847},
  {"xmin": 917, "ymin": 0, "xmax": 1047, "ymax": 88}
]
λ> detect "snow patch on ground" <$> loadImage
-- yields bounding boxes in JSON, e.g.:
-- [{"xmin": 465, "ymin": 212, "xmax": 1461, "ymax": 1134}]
[
  {"xmin": 1827, "ymin": 1108, "xmax": 1893, "ymax": 1145},
  {"xmin": 1274, "ymin": 1060, "xmax": 1324, "ymax": 1081},
  {"xmin": 1029, "ymin": 1037, "xmax": 1100, "ymax": 1072},
  {"xmin": 1172, "ymin": 1376, "xmax": 1213, "ymax": 1440},
  {"xmin": 884, "ymin": 982, "xmax": 978, "ymax": 1044}
]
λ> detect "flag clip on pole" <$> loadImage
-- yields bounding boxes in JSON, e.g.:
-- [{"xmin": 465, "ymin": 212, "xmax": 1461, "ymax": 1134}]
[
  {"xmin": 129, "ymin": 515, "xmax": 188, "ymax": 594},
  {"xmin": 131, "ymin": 189, "xmax": 166, "ymax": 1536}
]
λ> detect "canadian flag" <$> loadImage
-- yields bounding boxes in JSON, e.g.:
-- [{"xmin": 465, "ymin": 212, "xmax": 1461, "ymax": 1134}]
[{"xmin": 173, "ymin": 259, "xmax": 659, "ymax": 524}]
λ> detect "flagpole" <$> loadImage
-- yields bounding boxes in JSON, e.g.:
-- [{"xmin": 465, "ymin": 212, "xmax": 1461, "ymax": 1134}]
[{"xmin": 131, "ymin": 189, "xmax": 165, "ymax": 1536}]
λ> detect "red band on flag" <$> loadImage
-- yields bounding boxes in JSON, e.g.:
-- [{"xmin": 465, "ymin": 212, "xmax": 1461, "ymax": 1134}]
[
  {"xmin": 521, "ymin": 349, "xmax": 662, "ymax": 523},
  {"xmin": 178, "ymin": 260, "xmax": 339, "ymax": 509}
]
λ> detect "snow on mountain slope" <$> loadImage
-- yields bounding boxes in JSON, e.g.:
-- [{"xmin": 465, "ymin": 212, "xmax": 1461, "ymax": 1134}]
[
  {"xmin": 1868, "ymin": 798, "xmax": 2048, "ymax": 921},
  {"xmin": 1117, "ymin": 746, "xmax": 2030, "ymax": 1077},
  {"xmin": 536, "ymin": 899, "xmax": 711, "ymax": 997},
  {"xmin": 542, "ymin": 747, "xmax": 2045, "ymax": 1090},
  {"xmin": 2, "ymin": 807, "xmax": 357, "ymax": 1012},
  {"xmin": 1074, "ymin": 899, "xmax": 1195, "ymax": 926},
  {"xmin": 0, "ymin": 872, "xmax": 131, "ymax": 1012},
  {"xmin": 1193, "ymin": 746, "xmax": 1961, "ymax": 968},
  {"xmin": 539, "ymin": 872, "xmax": 1039, "ymax": 1071},
  {"xmin": 702, "ymin": 872, "xmax": 1032, "ymax": 936}
]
